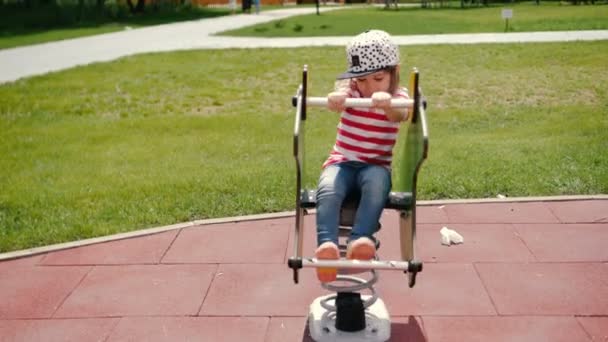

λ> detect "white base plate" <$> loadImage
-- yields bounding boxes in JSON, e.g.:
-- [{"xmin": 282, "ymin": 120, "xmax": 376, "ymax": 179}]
[{"xmin": 308, "ymin": 294, "xmax": 390, "ymax": 342}]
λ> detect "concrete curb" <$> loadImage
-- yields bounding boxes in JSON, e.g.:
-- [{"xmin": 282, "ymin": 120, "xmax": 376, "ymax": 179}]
[
  {"xmin": 416, "ymin": 194, "xmax": 608, "ymax": 205},
  {"xmin": 1, "ymin": 194, "xmax": 606, "ymax": 262}
]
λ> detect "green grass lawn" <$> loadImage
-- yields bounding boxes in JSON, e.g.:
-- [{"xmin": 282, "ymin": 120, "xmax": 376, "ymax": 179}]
[
  {"xmin": 1, "ymin": 41, "xmax": 607, "ymax": 252},
  {"xmin": 0, "ymin": 3, "xmax": 233, "ymax": 50},
  {"xmin": 220, "ymin": 2, "xmax": 608, "ymax": 36}
]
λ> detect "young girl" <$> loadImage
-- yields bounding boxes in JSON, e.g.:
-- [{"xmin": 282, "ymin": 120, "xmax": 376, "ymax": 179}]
[{"xmin": 315, "ymin": 30, "xmax": 410, "ymax": 283}]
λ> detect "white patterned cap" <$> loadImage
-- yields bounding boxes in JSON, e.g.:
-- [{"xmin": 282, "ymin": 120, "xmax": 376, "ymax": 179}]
[{"xmin": 337, "ymin": 30, "xmax": 400, "ymax": 80}]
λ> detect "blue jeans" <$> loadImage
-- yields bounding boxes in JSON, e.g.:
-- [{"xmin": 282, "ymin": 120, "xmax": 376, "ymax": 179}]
[{"xmin": 316, "ymin": 161, "xmax": 391, "ymax": 246}]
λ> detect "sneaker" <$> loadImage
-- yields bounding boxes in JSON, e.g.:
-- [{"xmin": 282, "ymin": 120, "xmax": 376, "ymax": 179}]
[
  {"xmin": 346, "ymin": 237, "xmax": 376, "ymax": 261},
  {"xmin": 315, "ymin": 241, "xmax": 339, "ymax": 283}
]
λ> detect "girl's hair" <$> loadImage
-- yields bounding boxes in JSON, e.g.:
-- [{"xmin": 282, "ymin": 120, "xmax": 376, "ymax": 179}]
[
  {"xmin": 334, "ymin": 66, "xmax": 400, "ymax": 95},
  {"xmin": 385, "ymin": 66, "xmax": 400, "ymax": 95}
]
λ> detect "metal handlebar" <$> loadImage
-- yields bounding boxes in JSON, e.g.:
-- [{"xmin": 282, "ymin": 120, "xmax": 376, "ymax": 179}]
[{"xmin": 306, "ymin": 97, "xmax": 413, "ymax": 108}]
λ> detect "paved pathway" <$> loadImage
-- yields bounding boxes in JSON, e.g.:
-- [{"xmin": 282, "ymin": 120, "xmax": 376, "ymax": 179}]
[
  {"xmin": 0, "ymin": 7, "xmax": 340, "ymax": 84},
  {"xmin": 1, "ymin": 6, "xmax": 608, "ymax": 83},
  {"xmin": 0, "ymin": 197, "xmax": 607, "ymax": 341}
]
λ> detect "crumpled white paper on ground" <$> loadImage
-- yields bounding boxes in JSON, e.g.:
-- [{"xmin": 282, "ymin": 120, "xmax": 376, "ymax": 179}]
[{"xmin": 440, "ymin": 226, "xmax": 464, "ymax": 246}]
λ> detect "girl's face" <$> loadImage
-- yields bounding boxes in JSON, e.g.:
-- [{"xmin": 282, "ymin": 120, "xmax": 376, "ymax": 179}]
[{"xmin": 354, "ymin": 70, "xmax": 392, "ymax": 98}]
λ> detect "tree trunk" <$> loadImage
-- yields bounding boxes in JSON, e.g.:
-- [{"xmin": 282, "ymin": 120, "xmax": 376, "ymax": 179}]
[
  {"xmin": 126, "ymin": 0, "xmax": 145, "ymax": 13},
  {"xmin": 77, "ymin": 0, "xmax": 85, "ymax": 21},
  {"xmin": 135, "ymin": 0, "xmax": 145, "ymax": 12},
  {"xmin": 126, "ymin": 0, "xmax": 135, "ymax": 12}
]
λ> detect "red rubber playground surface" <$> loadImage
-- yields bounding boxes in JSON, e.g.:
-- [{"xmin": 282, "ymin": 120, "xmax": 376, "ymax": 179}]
[{"xmin": 0, "ymin": 197, "xmax": 607, "ymax": 341}]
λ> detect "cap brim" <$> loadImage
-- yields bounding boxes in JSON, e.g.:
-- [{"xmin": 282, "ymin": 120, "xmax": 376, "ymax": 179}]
[{"xmin": 336, "ymin": 68, "xmax": 383, "ymax": 80}]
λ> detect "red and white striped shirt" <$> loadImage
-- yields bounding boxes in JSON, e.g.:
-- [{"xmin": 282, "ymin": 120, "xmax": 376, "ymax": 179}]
[{"xmin": 322, "ymin": 87, "xmax": 409, "ymax": 169}]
